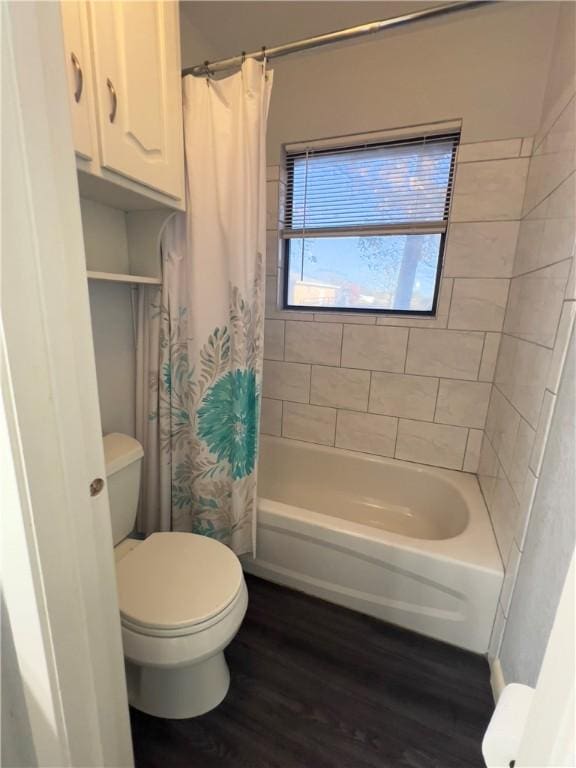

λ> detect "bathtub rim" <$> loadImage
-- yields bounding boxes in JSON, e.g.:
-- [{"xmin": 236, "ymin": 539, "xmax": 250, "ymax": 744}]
[{"xmin": 257, "ymin": 436, "xmax": 503, "ymax": 577}]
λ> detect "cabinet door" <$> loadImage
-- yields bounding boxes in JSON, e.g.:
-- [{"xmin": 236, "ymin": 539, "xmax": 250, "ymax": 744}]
[
  {"xmin": 90, "ymin": 1, "xmax": 184, "ymax": 201},
  {"xmin": 60, "ymin": 2, "xmax": 97, "ymax": 160}
]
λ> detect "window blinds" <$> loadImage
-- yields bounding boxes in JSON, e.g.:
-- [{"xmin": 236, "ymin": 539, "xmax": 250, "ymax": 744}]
[{"xmin": 284, "ymin": 132, "xmax": 460, "ymax": 236}]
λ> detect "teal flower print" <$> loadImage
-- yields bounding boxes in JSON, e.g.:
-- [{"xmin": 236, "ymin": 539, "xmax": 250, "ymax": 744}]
[
  {"xmin": 192, "ymin": 517, "xmax": 231, "ymax": 543},
  {"xmin": 197, "ymin": 369, "xmax": 259, "ymax": 480},
  {"xmin": 161, "ymin": 362, "xmax": 172, "ymax": 395}
]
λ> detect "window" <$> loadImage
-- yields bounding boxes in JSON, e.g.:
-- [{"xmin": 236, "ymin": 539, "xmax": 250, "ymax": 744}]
[{"xmin": 282, "ymin": 130, "xmax": 460, "ymax": 314}]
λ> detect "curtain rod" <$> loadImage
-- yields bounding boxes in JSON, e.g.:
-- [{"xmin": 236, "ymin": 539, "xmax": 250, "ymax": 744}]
[{"xmin": 182, "ymin": 0, "xmax": 495, "ymax": 77}]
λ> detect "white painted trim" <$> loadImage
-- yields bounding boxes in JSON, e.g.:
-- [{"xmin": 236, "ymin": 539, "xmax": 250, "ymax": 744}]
[
  {"xmin": 1, "ymin": 332, "xmax": 69, "ymax": 768},
  {"xmin": 2, "ymin": 3, "xmax": 133, "ymax": 765},
  {"xmin": 87, "ymin": 270, "xmax": 162, "ymax": 285},
  {"xmin": 490, "ymin": 657, "xmax": 506, "ymax": 702}
]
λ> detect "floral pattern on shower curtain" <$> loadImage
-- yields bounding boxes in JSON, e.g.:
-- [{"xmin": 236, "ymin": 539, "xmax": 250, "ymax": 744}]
[{"xmin": 136, "ymin": 60, "xmax": 273, "ymax": 556}]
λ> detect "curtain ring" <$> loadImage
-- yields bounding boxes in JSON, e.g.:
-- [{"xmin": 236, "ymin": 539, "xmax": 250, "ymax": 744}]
[
  {"xmin": 241, "ymin": 51, "xmax": 246, "ymax": 65},
  {"xmin": 203, "ymin": 60, "xmax": 213, "ymax": 82},
  {"xmin": 261, "ymin": 45, "xmax": 267, "ymax": 63}
]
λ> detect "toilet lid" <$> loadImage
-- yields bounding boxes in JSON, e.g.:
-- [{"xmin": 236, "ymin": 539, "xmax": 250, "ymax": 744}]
[{"xmin": 116, "ymin": 532, "xmax": 243, "ymax": 631}]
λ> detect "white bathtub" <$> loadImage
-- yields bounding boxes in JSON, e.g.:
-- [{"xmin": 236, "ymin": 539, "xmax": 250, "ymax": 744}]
[{"xmin": 243, "ymin": 436, "xmax": 503, "ymax": 653}]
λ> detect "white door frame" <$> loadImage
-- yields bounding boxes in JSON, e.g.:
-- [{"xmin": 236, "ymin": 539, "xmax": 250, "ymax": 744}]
[{"xmin": 1, "ymin": 3, "xmax": 133, "ymax": 765}]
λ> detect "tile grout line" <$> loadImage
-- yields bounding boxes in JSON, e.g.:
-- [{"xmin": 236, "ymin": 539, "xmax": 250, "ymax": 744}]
[
  {"xmin": 547, "ymin": 299, "xmax": 576, "ymax": 382},
  {"xmin": 445, "ymin": 275, "xmax": 455, "ymax": 328},
  {"xmin": 404, "ymin": 328, "xmax": 410, "ymax": 374},
  {"xmin": 269, "ymin": 359, "xmax": 500, "ymax": 384},
  {"xmin": 275, "ymin": 412, "xmax": 478, "ymax": 474},
  {"xmin": 432, "ymin": 378, "xmax": 441, "ymax": 423},
  {"xmin": 332, "ymin": 408, "xmax": 339, "ymax": 447},
  {"xmin": 393, "ymin": 413, "xmax": 400, "ymax": 459},
  {"xmin": 367, "ymin": 370, "xmax": 373, "ymax": 413},
  {"xmin": 532, "ymin": 93, "xmax": 576, "ymax": 157},
  {"xmin": 455, "ymin": 153, "xmax": 526, "ymax": 166},
  {"xmin": 483, "ymin": 410, "xmax": 537, "ymax": 506},
  {"xmin": 444, "ymin": 276, "xmax": 513, "ymax": 281},
  {"xmin": 511, "ymin": 256, "xmax": 573, "ymax": 282},
  {"xmin": 498, "ymin": 328, "xmax": 560, "ymax": 354},
  {"xmin": 270, "ymin": 316, "xmax": 537, "ymax": 336},
  {"xmin": 462, "ymin": 428, "xmax": 471, "ymax": 470},
  {"xmin": 482, "ymin": 429, "xmax": 538, "ymax": 554},
  {"xmin": 477, "ymin": 332, "xmax": 488, "ymax": 382},
  {"xmin": 522, "ymin": 169, "xmax": 576, "ymax": 220}
]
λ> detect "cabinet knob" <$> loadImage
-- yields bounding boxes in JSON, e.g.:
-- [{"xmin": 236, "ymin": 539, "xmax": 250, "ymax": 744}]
[
  {"xmin": 90, "ymin": 478, "xmax": 105, "ymax": 497},
  {"xmin": 106, "ymin": 78, "xmax": 117, "ymax": 123},
  {"xmin": 71, "ymin": 52, "xmax": 83, "ymax": 103}
]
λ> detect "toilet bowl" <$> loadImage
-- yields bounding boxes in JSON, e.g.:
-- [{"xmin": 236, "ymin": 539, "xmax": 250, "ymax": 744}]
[{"xmin": 104, "ymin": 433, "xmax": 248, "ymax": 719}]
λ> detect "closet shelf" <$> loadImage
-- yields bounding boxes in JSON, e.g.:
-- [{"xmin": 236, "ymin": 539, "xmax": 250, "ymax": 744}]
[{"xmin": 87, "ymin": 270, "xmax": 162, "ymax": 285}]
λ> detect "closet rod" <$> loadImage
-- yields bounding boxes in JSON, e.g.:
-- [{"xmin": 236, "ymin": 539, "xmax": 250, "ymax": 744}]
[{"xmin": 182, "ymin": 0, "xmax": 495, "ymax": 77}]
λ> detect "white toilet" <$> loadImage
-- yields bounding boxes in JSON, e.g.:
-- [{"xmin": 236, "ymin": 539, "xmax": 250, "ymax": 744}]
[{"xmin": 103, "ymin": 433, "xmax": 248, "ymax": 719}]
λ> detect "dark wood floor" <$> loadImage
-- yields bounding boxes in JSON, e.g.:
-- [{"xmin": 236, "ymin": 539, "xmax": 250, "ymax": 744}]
[{"xmin": 130, "ymin": 576, "xmax": 494, "ymax": 768}]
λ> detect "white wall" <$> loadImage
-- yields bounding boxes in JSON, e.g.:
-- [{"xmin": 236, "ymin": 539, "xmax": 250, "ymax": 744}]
[
  {"xmin": 81, "ymin": 199, "xmax": 136, "ymax": 437},
  {"xmin": 180, "ymin": 2, "xmax": 559, "ymax": 162},
  {"xmin": 81, "ymin": 198, "xmax": 130, "ymax": 273},
  {"xmin": 499, "ymin": 332, "xmax": 574, "ymax": 685},
  {"xmin": 179, "ymin": 4, "xmax": 215, "ymax": 70},
  {"xmin": 88, "ymin": 281, "xmax": 136, "ymax": 437},
  {"xmin": 481, "ymin": 1, "xmax": 576, "ymax": 683}
]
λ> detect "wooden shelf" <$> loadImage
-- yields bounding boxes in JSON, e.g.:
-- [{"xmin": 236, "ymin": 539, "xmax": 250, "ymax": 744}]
[{"xmin": 87, "ymin": 270, "xmax": 161, "ymax": 285}]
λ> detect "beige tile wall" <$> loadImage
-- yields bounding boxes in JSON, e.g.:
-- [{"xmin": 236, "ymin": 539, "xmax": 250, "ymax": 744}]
[
  {"xmin": 262, "ymin": 138, "xmax": 534, "ymax": 472},
  {"xmin": 481, "ymin": 89, "xmax": 575, "ymax": 660}
]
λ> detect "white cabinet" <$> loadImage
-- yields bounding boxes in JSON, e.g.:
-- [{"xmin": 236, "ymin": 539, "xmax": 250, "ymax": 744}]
[
  {"xmin": 90, "ymin": 2, "xmax": 183, "ymax": 201},
  {"xmin": 60, "ymin": 1, "xmax": 97, "ymax": 161},
  {"xmin": 60, "ymin": 1, "xmax": 184, "ymax": 210}
]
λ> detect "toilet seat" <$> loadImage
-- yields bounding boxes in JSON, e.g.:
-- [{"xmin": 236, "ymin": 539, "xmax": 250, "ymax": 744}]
[
  {"xmin": 121, "ymin": 588, "xmax": 245, "ymax": 638},
  {"xmin": 116, "ymin": 532, "xmax": 243, "ymax": 637},
  {"xmin": 121, "ymin": 579, "xmax": 249, "ymax": 669}
]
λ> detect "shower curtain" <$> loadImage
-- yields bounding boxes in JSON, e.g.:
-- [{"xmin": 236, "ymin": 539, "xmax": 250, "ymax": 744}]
[{"xmin": 136, "ymin": 59, "xmax": 273, "ymax": 555}]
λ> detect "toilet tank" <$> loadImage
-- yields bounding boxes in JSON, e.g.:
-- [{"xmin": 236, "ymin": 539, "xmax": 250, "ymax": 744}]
[{"xmin": 103, "ymin": 433, "xmax": 144, "ymax": 546}]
